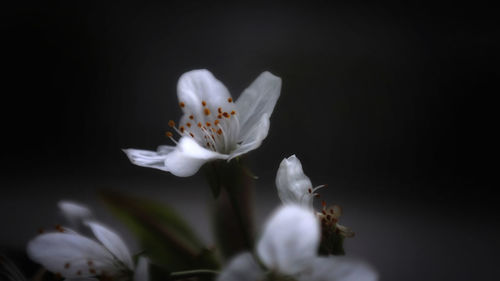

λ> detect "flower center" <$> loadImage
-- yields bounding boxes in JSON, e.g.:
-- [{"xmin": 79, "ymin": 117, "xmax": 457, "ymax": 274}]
[{"xmin": 166, "ymin": 98, "xmax": 240, "ymax": 154}]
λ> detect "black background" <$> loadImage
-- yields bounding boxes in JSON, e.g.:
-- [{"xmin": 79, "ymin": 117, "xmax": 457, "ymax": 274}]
[{"xmin": 1, "ymin": 1, "xmax": 498, "ymax": 280}]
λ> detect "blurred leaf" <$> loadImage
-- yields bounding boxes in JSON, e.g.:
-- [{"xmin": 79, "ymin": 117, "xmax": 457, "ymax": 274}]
[{"xmin": 100, "ymin": 190, "xmax": 219, "ymax": 272}]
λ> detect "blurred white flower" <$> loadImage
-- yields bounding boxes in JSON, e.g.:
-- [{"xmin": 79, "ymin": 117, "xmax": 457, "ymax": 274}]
[
  {"xmin": 276, "ymin": 155, "xmax": 354, "ymax": 238},
  {"xmin": 217, "ymin": 205, "xmax": 377, "ymax": 281},
  {"xmin": 27, "ymin": 202, "xmax": 149, "ymax": 281},
  {"xmin": 124, "ymin": 69, "xmax": 282, "ymax": 177}
]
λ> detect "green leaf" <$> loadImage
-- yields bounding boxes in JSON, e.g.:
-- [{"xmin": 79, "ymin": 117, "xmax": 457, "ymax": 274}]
[{"xmin": 100, "ymin": 190, "xmax": 219, "ymax": 272}]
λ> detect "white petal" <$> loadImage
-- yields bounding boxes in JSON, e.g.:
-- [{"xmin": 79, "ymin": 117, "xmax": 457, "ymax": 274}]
[
  {"xmin": 58, "ymin": 201, "xmax": 92, "ymax": 228},
  {"xmin": 297, "ymin": 257, "xmax": 378, "ymax": 281},
  {"xmin": 177, "ymin": 69, "xmax": 234, "ymax": 123},
  {"xmin": 27, "ymin": 233, "xmax": 115, "ymax": 278},
  {"xmin": 275, "ymin": 155, "xmax": 314, "ymax": 208},
  {"xmin": 228, "ymin": 114, "xmax": 270, "ymax": 160},
  {"xmin": 85, "ymin": 221, "xmax": 134, "ymax": 270},
  {"xmin": 163, "ymin": 137, "xmax": 228, "ymax": 177},
  {"xmin": 256, "ymin": 205, "xmax": 319, "ymax": 275},
  {"xmin": 216, "ymin": 253, "xmax": 264, "ymax": 281},
  {"xmin": 122, "ymin": 146, "xmax": 174, "ymax": 172},
  {"xmin": 236, "ymin": 71, "xmax": 281, "ymax": 141},
  {"xmin": 133, "ymin": 257, "xmax": 149, "ymax": 281}
]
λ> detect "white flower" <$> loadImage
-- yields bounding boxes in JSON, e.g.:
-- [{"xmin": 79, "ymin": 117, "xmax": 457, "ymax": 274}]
[
  {"xmin": 276, "ymin": 155, "xmax": 326, "ymax": 209},
  {"xmin": 276, "ymin": 155, "xmax": 354, "ymax": 238},
  {"xmin": 27, "ymin": 202, "xmax": 149, "ymax": 281},
  {"xmin": 124, "ymin": 69, "xmax": 282, "ymax": 177},
  {"xmin": 217, "ymin": 205, "xmax": 377, "ymax": 281}
]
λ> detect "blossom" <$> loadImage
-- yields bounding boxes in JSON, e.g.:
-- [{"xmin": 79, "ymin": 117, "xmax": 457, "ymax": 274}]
[
  {"xmin": 217, "ymin": 205, "xmax": 377, "ymax": 281},
  {"xmin": 276, "ymin": 155, "xmax": 326, "ymax": 209},
  {"xmin": 124, "ymin": 69, "xmax": 282, "ymax": 177},
  {"xmin": 276, "ymin": 155, "xmax": 354, "ymax": 238},
  {"xmin": 27, "ymin": 202, "xmax": 149, "ymax": 281}
]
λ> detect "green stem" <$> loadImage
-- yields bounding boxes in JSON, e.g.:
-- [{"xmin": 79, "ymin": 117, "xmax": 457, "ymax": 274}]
[
  {"xmin": 225, "ymin": 184, "xmax": 254, "ymax": 250},
  {"xmin": 169, "ymin": 269, "xmax": 219, "ymax": 280}
]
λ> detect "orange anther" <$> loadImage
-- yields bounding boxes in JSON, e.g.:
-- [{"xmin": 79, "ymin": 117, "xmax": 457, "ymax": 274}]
[
  {"xmin": 166, "ymin": 131, "xmax": 173, "ymax": 137},
  {"xmin": 202, "ymin": 100, "xmax": 207, "ymax": 106},
  {"xmin": 179, "ymin": 102, "xmax": 185, "ymax": 108},
  {"xmin": 227, "ymin": 97, "xmax": 233, "ymax": 103},
  {"xmin": 189, "ymin": 115, "xmax": 194, "ymax": 120},
  {"xmin": 204, "ymin": 108, "xmax": 211, "ymax": 115}
]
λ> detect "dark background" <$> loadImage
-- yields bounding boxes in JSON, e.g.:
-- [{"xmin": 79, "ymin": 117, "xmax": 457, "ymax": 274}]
[{"xmin": 1, "ymin": 1, "xmax": 498, "ymax": 280}]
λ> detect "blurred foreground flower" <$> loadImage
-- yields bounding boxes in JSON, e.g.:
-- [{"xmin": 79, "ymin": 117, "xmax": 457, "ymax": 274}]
[
  {"xmin": 276, "ymin": 155, "xmax": 354, "ymax": 255},
  {"xmin": 124, "ymin": 69, "xmax": 282, "ymax": 177},
  {"xmin": 27, "ymin": 201, "xmax": 149, "ymax": 281},
  {"xmin": 217, "ymin": 205, "xmax": 377, "ymax": 281}
]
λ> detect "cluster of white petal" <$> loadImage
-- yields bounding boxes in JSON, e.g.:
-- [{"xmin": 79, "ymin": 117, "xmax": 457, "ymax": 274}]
[
  {"xmin": 217, "ymin": 205, "xmax": 377, "ymax": 281},
  {"xmin": 124, "ymin": 69, "xmax": 282, "ymax": 177},
  {"xmin": 27, "ymin": 201, "xmax": 148, "ymax": 281}
]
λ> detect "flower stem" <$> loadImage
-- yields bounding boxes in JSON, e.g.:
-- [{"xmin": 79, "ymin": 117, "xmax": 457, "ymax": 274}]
[{"xmin": 209, "ymin": 159, "xmax": 255, "ymax": 258}]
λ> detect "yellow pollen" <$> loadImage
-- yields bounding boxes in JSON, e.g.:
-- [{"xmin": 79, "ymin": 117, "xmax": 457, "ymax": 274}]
[
  {"xmin": 179, "ymin": 102, "xmax": 185, "ymax": 108},
  {"xmin": 197, "ymin": 122, "xmax": 202, "ymax": 127},
  {"xmin": 227, "ymin": 97, "xmax": 233, "ymax": 103},
  {"xmin": 202, "ymin": 100, "xmax": 207, "ymax": 106},
  {"xmin": 168, "ymin": 120, "xmax": 175, "ymax": 127},
  {"xmin": 217, "ymin": 128, "xmax": 222, "ymax": 135},
  {"xmin": 223, "ymin": 112, "xmax": 230, "ymax": 118},
  {"xmin": 206, "ymin": 122, "xmax": 211, "ymax": 127},
  {"xmin": 166, "ymin": 131, "xmax": 173, "ymax": 137},
  {"xmin": 204, "ymin": 108, "xmax": 211, "ymax": 115},
  {"xmin": 214, "ymin": 120, "xmax": 219, "ymax": 125}
]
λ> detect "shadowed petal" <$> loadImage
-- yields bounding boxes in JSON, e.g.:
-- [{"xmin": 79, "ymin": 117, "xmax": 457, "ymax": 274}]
[
  {"xmin": 229, "ymin": 114, "xmax": 269, "ymax": 160},
  {"xmin": 216, "ymin": 253, "xmax": 264, "ymax": 281},
  {"xmin": 27, "ymin": 233, "xmax": 115, "ymax": 278},
  {"xmin": 85, "ymin": 221, "xmax": 134, "ymax": 270},
  {"xmin": 177, "ymin": 70, "xmax": 234, "ymax": 123},
  {"xmin": 58, "ymin": 201, "xmax": 92, "ymax": 228},
  {"xmin": 236, "ymin": 71, "xmax": 281, "ymax": 140},
  {"xmin": 133, "ymin": 257, "xmax": 149, "ymax": 281},
  {"xmin": 276, "ymin": 155, "xmax": 314, "ymax": 208},
  {"xmin": 298, "ymin": 257, "xmax": 378, "ymax": 281},
  {"xmin": 257, "ymin": 205, "xmax": 319, "ymax": 276},
  {"xmin": 163, "ymin": 137, "xmax": 228, "ymax": 176},
  {"xmin": 122, "ymin": 146, "xmax": 175, "ymax": 171}
]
